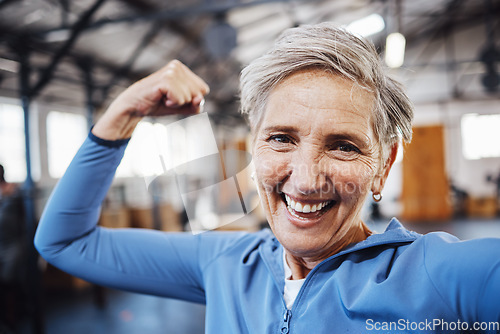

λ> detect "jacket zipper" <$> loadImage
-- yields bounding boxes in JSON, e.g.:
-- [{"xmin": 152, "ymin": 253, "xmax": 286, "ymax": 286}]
[
  {"xmin": 278, "ymin": 255, "xmax": 340, "ymax": 333},
  {"xmin": 280, "ymin": 309, "xmax": 292, "ymax": 333},
  {"xmin": 259, "ymin": 226, "xmax": 418, "ymax": 334}
]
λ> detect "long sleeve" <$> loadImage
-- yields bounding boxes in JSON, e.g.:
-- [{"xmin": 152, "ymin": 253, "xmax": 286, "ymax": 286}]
[
  {"xmin": 34, "ymin": 133, "xmax": 206, "ymax": 303},
  {"xmin": 35, "ymin": 133, "xmax": 128, "ymax": 250},
  {"xmin": 423, "ymin": 232, "xmax": 500, "ymax": 326}
]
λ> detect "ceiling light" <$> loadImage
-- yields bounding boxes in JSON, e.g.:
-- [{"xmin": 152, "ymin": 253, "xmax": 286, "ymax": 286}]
[
  {"xmin": 0, "ymin": 58, "xmax": 18, "ymax": 73},
  {"xmin": 385, "ymin": 32, "xmax": 406, "ymax": 68},
  {"xmin": 345, "ymin": 14, "xmax": 385, "ymax": 37},
  {"xmin": 44, "ymin": 29, "xmax": 71, "ymax": 43}
]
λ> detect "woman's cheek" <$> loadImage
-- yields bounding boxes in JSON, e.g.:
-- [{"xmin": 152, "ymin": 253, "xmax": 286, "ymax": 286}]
[
  {"xmin": 333, "ymin": 160, "xmax": 376, "ymax": 198},
  {"xmin": 253, "ymin": 149, "xmax": 290, "ymax": 192},
  {"xmin": 252, "ymin": 152, "xmax": 286, "ymax": 219}
]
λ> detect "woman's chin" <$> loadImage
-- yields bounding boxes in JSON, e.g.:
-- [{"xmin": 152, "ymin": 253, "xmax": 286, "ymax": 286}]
[{"xmin": 272, "ymin": 218, "xmax": 338, "ymax": 257}]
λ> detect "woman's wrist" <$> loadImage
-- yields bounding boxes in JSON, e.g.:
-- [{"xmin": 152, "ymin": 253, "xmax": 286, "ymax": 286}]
[
  {"xmin": 88, "ymin": 127, "xmax": 131, "ymax": 147},
  {"xmin": 91, "ymin": 99, "xmax": 141, "ymax": 140}
]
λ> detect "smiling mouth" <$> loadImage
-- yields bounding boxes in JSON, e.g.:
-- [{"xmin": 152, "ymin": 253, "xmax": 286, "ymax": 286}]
[{"xmin": 283, "ymin": 194, "xmax": 335, "ymax": 218}]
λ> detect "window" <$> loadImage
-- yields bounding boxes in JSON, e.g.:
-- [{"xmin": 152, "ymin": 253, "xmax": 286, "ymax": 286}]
[
  {"xmin": 116, "ymin": 121, "xmax": 167, "ymax": 178},
  {"xmin": 461, "ymin": 113, "xmax": 500, "ymax": 160},
  {"xmin": 0, "ymin": 101, "xmax": 26, "ymax": 182},
  {"xmin": 46, "ymin": 111, "xmax": 87, "ymax": 178},
  {"xmin": 116, "ymin": 114, "xmax": 219, "ymax": 178}
]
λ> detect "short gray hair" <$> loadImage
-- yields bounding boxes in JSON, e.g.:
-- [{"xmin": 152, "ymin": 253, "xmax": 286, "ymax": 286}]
[{"xmin": 239, "ymin": 22, "xmax": 413, "ymax": 160}]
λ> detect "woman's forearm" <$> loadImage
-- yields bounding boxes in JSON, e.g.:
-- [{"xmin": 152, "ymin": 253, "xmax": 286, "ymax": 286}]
[
  {"xmin": 35, "ymin": 59, "xmax": 209, "ymax": 250},
  {"xmin": 33, "ymin": 60, "xmax": 210, "ymax": 295},
  {"xmin": 33, "ymin": 133, "xmax": 208, "ymax": 300},
  {"xmin": 34, "ymin": 133, "xmax": 128, "ymax": 256}
]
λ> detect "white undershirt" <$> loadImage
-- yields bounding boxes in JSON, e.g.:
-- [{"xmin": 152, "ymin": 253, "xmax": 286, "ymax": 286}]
[{"xmin": 283, "ymin": 251, "xmax": 305, "ymax": 309}]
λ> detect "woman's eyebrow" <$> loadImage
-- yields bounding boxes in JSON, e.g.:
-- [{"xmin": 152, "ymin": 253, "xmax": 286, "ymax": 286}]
[{"xmin": 261, "ymin": 125, "xmax": 298, "ymax": 134}]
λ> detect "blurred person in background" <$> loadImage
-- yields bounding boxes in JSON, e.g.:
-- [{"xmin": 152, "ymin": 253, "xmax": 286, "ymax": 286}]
[{"xmin": 0, "ymin": 164, "xmax": 26, "ymax": 332}]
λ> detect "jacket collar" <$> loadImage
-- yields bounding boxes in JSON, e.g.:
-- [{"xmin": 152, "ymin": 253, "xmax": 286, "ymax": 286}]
[
  {"xmin": 258, "ymin": 218, "xmax": 421, "ymax": 292},
  {"xmin": 346, "ymin": 218, "xmax": 421, "ymax": 252}
]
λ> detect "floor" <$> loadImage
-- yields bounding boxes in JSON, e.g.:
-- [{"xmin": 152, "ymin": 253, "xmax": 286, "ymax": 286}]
[
  {"xmin": 13, "ymin": 217, "xmax": 500, "ymax": 334},
  {"xmin": 18, "ymin": 288, "xmax": 206, "ymax": 334},
  {"xmin": 367, "ymin": 216, "xmax": 500, "ymax": 240}
]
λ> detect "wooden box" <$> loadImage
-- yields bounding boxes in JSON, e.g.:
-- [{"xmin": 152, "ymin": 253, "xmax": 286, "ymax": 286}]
[
  {"xmin": 99, "ymin": 207, "xmax": 131, "ymax": 228},
  {"xmin": 466, "ymin": 197, "xmax": 497, "ymax": 218}
]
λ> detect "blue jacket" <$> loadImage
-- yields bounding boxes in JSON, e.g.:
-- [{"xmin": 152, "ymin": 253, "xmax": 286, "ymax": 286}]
[{"xmin": 35, "ymin": 133, "xmax": 500, "ymax": 333}]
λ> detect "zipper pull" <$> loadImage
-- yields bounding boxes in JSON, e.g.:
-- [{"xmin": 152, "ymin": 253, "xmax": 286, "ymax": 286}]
[{"xmin": 281, "ymin": 309, "xmax": 292, "ymax": 333}]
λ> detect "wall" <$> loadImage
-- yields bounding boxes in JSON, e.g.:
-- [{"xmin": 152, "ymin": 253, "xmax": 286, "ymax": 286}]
[
  {"xmin": 414, "ymin": 100, "xmax": 500, "ymax": 198},
  {"xmin": 378, "ymin": 21, "xmax": 500, "ymax": 218}
]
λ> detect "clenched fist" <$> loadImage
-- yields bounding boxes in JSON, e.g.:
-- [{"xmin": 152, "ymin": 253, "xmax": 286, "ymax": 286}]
[{"xmin": 93, "ymin": 60, "xmax": 210, "ymax": 140}]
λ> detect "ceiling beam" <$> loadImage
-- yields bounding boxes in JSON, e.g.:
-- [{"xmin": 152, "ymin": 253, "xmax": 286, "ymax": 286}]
[
  {"xmin": 28, "ymin": 0, "xmax": 108, "ymax": 99},
  {"xmin": 0, "ymin": 0, "xmax": 17, "ymax": 10},
  {"xmin": 98, "ymin": 21, "xmax": 162, "ymax": 106},
  {"xmin": 405, "ymin": 0, "xmax": 500, "ymax": 45},
  {"xmin": 116, "ymin": 0, "xmax": 156, "ymax": 11},
  {"xmin": 115, "ymin": 0, "xmax": 203, "ymax": 50},
  {"xmin": 113, "ymin": 0, "xmax": 212, "ymax": 71},
  {"xmin": 37, "ymin": 0, "xmax": 298, "ymax": 36}
]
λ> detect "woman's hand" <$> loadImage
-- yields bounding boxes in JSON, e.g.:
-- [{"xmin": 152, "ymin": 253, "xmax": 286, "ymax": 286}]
[{"xmin": 92, "ymin": 60, "xmax": 210, "ymax": 140}]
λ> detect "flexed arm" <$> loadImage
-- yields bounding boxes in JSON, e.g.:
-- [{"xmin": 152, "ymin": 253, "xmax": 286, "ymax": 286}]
[{"xmin": 34, "ymin": 61, "xmax": 211, "ymax": 301}]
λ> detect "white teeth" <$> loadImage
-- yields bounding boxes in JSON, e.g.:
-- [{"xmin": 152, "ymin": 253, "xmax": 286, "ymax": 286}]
[{"xmin": 284, "ymin": 195, "xmax": 331, "ymax": 214}]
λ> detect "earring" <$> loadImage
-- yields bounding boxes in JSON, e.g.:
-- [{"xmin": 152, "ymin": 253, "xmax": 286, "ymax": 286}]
[
  {"xmin": 251, "ymin": 172, "xmax": 256, "ymax": 181},
  {"xmin": 372, "ymin": 192, "xmax": 382, "ymax": 202}
]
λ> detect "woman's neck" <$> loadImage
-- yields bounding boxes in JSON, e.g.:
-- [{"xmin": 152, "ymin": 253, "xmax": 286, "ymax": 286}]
[{"xmin": 285, "ymin": 222, "xmax": 372, "ymax": 280}]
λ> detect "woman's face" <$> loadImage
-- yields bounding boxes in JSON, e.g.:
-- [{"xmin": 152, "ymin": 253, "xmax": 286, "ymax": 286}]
[{"xmin": 253, "ymin": 69, "xmax": 389, "ymax": 261}]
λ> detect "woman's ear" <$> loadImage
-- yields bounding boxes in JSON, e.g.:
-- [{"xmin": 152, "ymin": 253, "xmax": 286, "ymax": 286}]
[{"xmin": 372, "ymin": 143, "xmax": 399, "ymax": 194}]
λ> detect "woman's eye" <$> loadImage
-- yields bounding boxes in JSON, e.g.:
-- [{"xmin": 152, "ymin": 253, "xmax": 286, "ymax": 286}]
[
  {"xmin": 333, "ymin": 143, "xmax": 361, "ymax": 154},
  {"xmin": 268, "ymin": 135, "xmax": 292, "ymax": 144}
]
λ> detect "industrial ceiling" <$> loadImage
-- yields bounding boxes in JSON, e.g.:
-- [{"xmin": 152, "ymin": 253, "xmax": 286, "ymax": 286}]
[{"xmin": 0, "ymin": 0, "xmax": 498, "ymax": 127}]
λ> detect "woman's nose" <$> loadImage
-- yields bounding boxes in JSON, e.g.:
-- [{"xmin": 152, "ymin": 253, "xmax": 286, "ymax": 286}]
[{"xmin": 287, "ymin": 148, "xmax": 329, "ymax": 195}]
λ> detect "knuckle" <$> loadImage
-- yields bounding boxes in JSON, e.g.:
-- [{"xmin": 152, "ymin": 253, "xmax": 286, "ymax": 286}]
[
  {"xmin": 162, "ymin": 69, "xmax": 175, "ymax": 80},
  {"xmin": 162, "ymin": 60, "xmax": 188, "ymax": 81},
  {"xmin": 166, "ymin": 59, "xmax": 183, "ymax": 72},
  {"xmin": 167, "ymin": 59, "xmax": 181, "ymax": 67}
]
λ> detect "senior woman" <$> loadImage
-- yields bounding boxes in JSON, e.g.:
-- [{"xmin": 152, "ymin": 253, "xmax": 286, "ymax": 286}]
[{"xmin": 35, "ymin": 23, "xmax": 499, "ymax": 333}]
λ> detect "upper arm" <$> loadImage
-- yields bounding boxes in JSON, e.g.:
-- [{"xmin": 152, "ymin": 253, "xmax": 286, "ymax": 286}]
[
  {"xmin": 43, "ymin": 227, "xmax": 207, "ymax": 303},
  {"xmin": 423, "ymin": 234, "xmax": 500, "ymax": 324},
  {"xmin": 41, "ymin": 226, "xmax": 250, "ymax": 304}
]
